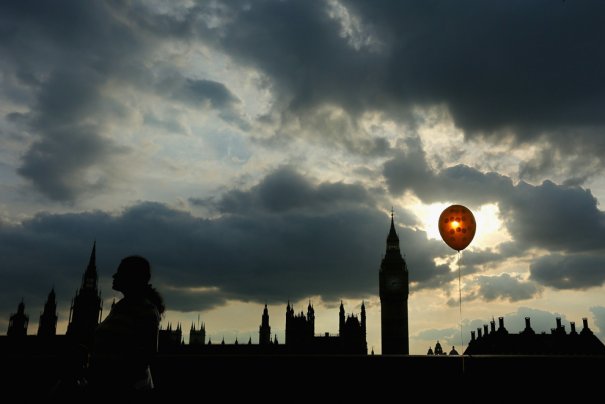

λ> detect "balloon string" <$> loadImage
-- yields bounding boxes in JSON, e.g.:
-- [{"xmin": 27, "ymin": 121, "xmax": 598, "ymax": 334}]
[{"xmin": 457, "ymin": 250, "xmax": 465, "ymax": 375}]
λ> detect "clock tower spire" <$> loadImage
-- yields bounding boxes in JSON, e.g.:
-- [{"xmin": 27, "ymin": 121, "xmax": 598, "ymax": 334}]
[{"xmin": 379, "ymin": 210, "xmax": 409, "ymax": 354}]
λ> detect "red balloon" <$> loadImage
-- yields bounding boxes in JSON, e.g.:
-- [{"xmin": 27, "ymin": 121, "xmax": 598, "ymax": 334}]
[{"xmin": 438, "ymin": 204, "xmax": 476, "ymax": 251}]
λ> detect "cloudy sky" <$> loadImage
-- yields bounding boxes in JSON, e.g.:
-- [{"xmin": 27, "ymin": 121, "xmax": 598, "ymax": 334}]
[{"xmin": 1, "ymin": 0, "xmax": 604, "ymax": 354}]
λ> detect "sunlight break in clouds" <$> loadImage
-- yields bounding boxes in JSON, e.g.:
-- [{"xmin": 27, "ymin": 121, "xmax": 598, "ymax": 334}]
[{"xmin": 408, "ymin": 200, "xmax": 511, "ymax": 250}]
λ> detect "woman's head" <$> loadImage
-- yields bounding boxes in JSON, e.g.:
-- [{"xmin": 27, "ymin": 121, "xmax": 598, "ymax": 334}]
[
  {"xmin": 112, "ymin": 255, "xmax": 151, "ymax": 293},
  {"xmin": 112, "ymin": 255, "xmax": 165, "ymax": 313}
]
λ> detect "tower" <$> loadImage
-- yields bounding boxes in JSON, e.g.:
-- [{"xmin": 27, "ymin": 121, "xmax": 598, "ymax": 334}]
[
  {"xmin": 7, "ymin": 300, "xmax": 29, "ymax": 338},
  {"xmin": 339, "ymin": 301, "xmax": 345, "ymax": 335},
  {"xmin": 338, "ymin": 302, "xmax": 368, "ymax": 354},
  {"xmin": 259, "ymin": 304, "xmax": 271, "ymax": 345},
  {"xmin": 285, "ymin": 301, "xmax": 314, "ymax": 346},
  {"xmin": 361, "ymin": 301, "xmax": 366, "ymax": 342},
  {"xmin": 190, "ymin": 321, "xmax": 206, "ymax": 346},
  {"xmin": 66, "ymin": 241, "xmax": 102, "ymax": 348},
  {"xmin": 37, "ymin": 288, "xmax": 58, "ymax": 337},
  {"xmin": 307, "ymin": 301, "xmax": 315, "ymax": 334},
  {"xmin": 379, "ymin": 211, "xmax": 409, "ymax": 354}
]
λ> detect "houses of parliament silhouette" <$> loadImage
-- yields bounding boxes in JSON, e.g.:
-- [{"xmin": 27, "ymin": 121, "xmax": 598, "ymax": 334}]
[{"xmin": 1, "ymin": 214, "xmax": 411, "ymax": 356}]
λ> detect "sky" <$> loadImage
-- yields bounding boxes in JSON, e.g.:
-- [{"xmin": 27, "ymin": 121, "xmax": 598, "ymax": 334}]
[{"xmin": 1, "ymin": 0, "xmax": 604, "ymax": 354}]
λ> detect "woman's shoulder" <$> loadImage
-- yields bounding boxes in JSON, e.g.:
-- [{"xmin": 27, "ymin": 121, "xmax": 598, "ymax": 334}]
[
  {"xmin": 110, "ymin": 297, "xmax": 160, "ymax": 325},
  {"xmin": 134, "ymin": 298, "xmax": 161, "ymax": 323}
]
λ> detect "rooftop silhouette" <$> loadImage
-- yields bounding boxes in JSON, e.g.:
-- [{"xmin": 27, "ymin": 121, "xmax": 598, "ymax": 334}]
[{"xmin": 464, "ymin": 316, "xmax": 605, "ymax": 355}]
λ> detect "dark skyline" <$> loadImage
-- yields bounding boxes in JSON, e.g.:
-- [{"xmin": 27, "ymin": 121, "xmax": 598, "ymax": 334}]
[{"xmin": 1, "ymin": 1, "xmax": 605, "ymax": 354}]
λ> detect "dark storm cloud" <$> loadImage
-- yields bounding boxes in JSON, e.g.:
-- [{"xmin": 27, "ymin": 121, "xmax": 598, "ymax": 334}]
[
  {"xmin": 162, "ymin": 76, "xmax": 250, "ymax": 130},
  {"xmin": 0, "ymin": 167, "xmax": 452, "ymax": 321},
  {"xmin": 168, "ymin": 0, "xmax": 605, "ymax": 165},
  {"xmin": 447, "ymin": 273, "xmax": 542, "ymax": 307},
  {"xmin": 474, "ymin": 274, "xmax": 541, "ymax": 303},
  {"xmin": 161, "ymin": 286, "xmax": 228, "ymax": 313},
  {"xmin": 0, "ymin": 0, "xmax": 246, "ymax": 201},
  {"xmin": 518, "ymin": 143, "xmax": 603, "ymax": 186},
  {"xmin": 383, "ymin": 138, "xmax": 514, "ymax": 206},
  {"xmin": 197, "ymin": 166, "xmax": 377, "ymax": 214},
  {"xmin": 347, "ymin": 1, "xmax": 605, "ymax": 132},
  {"xmin": 501, "ymin": 180, "xmax": 605, "ymax": 252},
  {"xmin": 530, "ymin": 254, "xmax": 605, "ymax": 290},
  {"xmin": 180, "ymin": 79, "xmax": 238, "ymax": 110},
  {"xmin": 457, "ymin": 247, "xmax": 511, "ymax": 274},
  {"xmin": 0, "ymin": 0, "xmax": 143, "ymax": 201},
  {"xmin": 200, "ymin": 166, "xmax": 452, "ymax": 286}
]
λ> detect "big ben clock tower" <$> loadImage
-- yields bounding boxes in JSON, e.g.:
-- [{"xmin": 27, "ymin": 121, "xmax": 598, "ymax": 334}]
[{"xmin": 379, "ymin": 211, "xmax": 409, "ymax": 354}]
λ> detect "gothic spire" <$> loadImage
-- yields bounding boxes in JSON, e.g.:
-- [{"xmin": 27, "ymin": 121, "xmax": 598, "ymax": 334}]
[
  {"xmin": 88, "ymin": 240, "xmax": 96, "ymax": 268},
  {"xmin": 81, "ymin": 241, "xmax": 98, "ymax": 290},
  {"xmin": 38, "ymin": 288, "xmax": 58, "ymax": 337},
  {"xmin": 387, "ymin": 209, "xmax": 400, "ymax": 251}
]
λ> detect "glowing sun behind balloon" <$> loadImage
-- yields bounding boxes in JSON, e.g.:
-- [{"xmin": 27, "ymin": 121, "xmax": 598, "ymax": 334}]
[
  {"xmin": 438, "ymin": 205, "xmax": 476, "ymax": 251},
  {"xmin": 410, "ymin": 201, "xmax": 510, "ymax": 249}
]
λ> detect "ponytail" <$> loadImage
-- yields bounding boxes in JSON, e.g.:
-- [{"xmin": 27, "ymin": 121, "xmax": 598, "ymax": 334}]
[{"xmin": 144, "ymin": 284, "xmax": 165, "ymax": 315}]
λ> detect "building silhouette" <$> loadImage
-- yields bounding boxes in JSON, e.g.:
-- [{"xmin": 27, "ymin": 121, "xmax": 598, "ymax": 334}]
[
  {"xmin": 190, "ymin": 321, "xmax": 206, "ymax": 346},
  {"xmin": 159, "ymin": 323, "xmax": 183, "ymax": 352},
  {"xmin": 65, "ymin": 242, "xmax": 102, "ymax": 348},
  {"xmin": 285, "ymin": 301, "xmax": 314, "ymax": 346},
  {"xmin": 339, "ymin": 300, "xmax": 367, "ymax": 353},
  {"xmin": 465, "ymin": 316, "xmax": 605, "ymax": 355},
  {"xmin": 283, "ymin": 301, "xmax": 366, "ymax": 354},
  {"xmin": 160, "ymin": 302, "xmax": 367, "ymax": 355},
  {"xmin": 37, "ymin": 289, "xmax": 58, "ymax": 337},
  {"xmin": 379, "ymin": 211, "xmax": 409, "ymax": 354},
  {"xmin": 259, "ymin": 304, "xmax": 271, "ymax": 345},
  {"xmin": 7, "ymin": 300, "xmax": 29, "ymax": 338},
  {"xmin": 427, "ymin": 341, "xmax": 459, "ymax": 355}
]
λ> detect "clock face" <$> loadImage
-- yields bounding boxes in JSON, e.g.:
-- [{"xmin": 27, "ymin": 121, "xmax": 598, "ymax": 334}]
[{"xmin": 388, "ymin": 277, "xmax": 403, "ymax": 291}]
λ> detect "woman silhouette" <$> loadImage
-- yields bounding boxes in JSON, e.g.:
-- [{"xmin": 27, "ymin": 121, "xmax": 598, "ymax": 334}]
[{"xmin": 92, "ymin": 256, "xmax": 164, "ymax": 394}]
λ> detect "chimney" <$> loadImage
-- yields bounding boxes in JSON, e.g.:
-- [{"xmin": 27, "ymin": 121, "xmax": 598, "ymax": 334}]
[
  {"xmin": 490, "ymin": 320, "xmax": 496, "ymax": 333},
  {"xmin": 580, "ymin": 317, "xmax": 593, "ymax": 335},
  {"xmin": 522, "ymin": 316, "xmax": 535, "ymax": 335},
  {"xmin": 570, "ymin": 321, "xmax": 577, "ymax": 334},
  {"xmin": 484, "ymin": 324, "xmax": 489, "ymax": 336},
  {"xmin": 556, "ymin": 317, "xmax": 562, "ymax": 330},
  {"xmin": 471, "ymin": 331, "xmax": 476, "ymax": 341},
  {"xmin": 477, "ymin": 328, "xmax": 482, "ymax": 338},
  {"xmin": 498, "ymin": 317, "xmax": 504, "ymax": 329}
]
